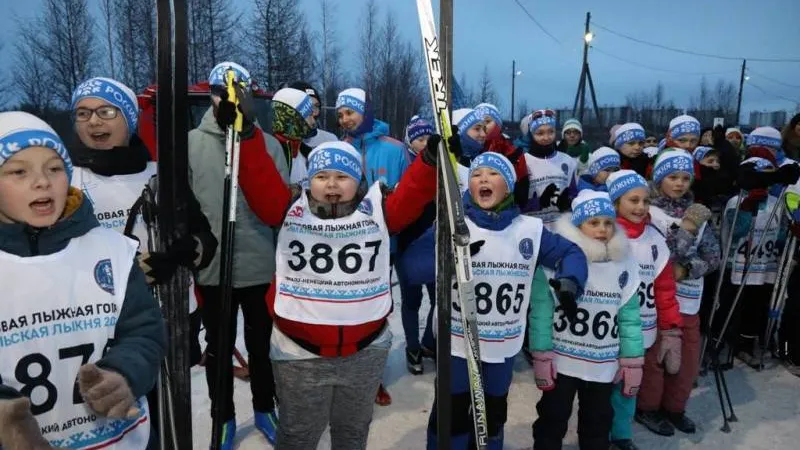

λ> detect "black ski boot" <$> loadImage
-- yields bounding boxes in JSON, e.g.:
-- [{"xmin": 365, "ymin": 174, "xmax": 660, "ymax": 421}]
[
  {"xmin": 665, "ymin": 411, "xmax": 696, "ymax": 434},
  {"xmin": 421, "ymin": 344, "xmax": 437, "ymax": 361},
  {"xmin": 406, "ymin": 348, "xmax": 423, "ymax": 375},
  {"xmin": 635, "ymin": 410, "xmax": 675, "ymax": 436},
  {"xmin": 610, "ymin": 439, "xmax": 639, "ymax": 450}
]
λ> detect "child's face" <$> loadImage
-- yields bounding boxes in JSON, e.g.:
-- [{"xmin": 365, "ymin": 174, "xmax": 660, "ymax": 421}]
[
  {"xmin": 619, "ymin": 140, "xmax": 644, "ymax": 158},
  {"xmin": 672, "ymin": 134, "xmax": 700, "ymax": 151},
  {"xmin": 469, "ymin": 167, "xmax": 507, "ymax": 209},
  {"xmin": 700, "ymin": 154, "xmax": 720, "ymax": 170},
  {"xmin": 593, "ymin": 168, "xmax": 617, "ymax": 185},
  {"xmin": 726, "ymin": 134, "xmax": 742, "ymax": 148},
  {"xmin": 0, "ymin": 147, "xmax": 69, "ymax": 228},
  {"xmin": 579, "ymin": 216, "xmax": 615, "ymax": 243},
  {"xmin": 309, "ymin": 170, "xmax": 359, "ymax": 205},
  {"xmin": 564, "ymin": 129, "xmax": 581, "ymax": 146},
  {"xmin": 616, "ymin": 187, "xmax": 650, "ymax": 224},
  {"xmin": 337, "ymin": 107, "xmax": 364, "ymax": 132},
  {"xmin": 483, "ymin": 117, "xmax": 497, "ymax": 135},
  {"xmin": 533, "ymin": 125, "xmax": 556, "ymax": 146},
  {"xmin": 659, "ymin": 172, "xmax": 691, "ymax": 199},
  {"xmin": 701, "ymin": 130, "xmax": 713, "ymax": 146},
  {"xmin": 644, "ymin": 136, "xmax": 658, "ymax": 147},
  {"xmin": 74, "ymin": 98, "xmax": 129, "ymax": 150},
  {"xmin": 410, "ymin": 135, "xmax": 429, "ymax": 154},
  {"xmin": 467, "ymin": 123, "xmax": 487, "ymax": 145}
]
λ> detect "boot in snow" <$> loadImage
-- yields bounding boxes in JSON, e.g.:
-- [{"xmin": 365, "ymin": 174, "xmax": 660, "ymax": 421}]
[
  {"xmin": 635, "ymin": 410, "xmax": 675, "ymax": 436},
  {"xmin": 254, "ymin": 409, "xmax": 278, "ymax": 444},
  {"xmin": 406, "ymin": 348, "xmax": 423, "ymax": 375},
  {"xmin": 375, "ymin": 383, "xmax": 392, "ymax": 406},
  {"xmin": 665, "ymin": 411, "xmax": 696, "ymax": 434},
  {"xmin": 210, "ymin": 418, "xmax": 236, "ymax": 450}
]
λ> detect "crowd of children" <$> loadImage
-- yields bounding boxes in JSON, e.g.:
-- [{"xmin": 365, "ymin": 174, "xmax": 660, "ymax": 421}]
[{"xmin": 2, "ymin": 60, "xmax": 800, "ymax": 450}]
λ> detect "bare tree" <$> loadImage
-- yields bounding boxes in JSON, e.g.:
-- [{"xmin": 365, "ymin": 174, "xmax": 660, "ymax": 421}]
[
  {"xmin": 14, "ymin": 40, "xmax": 55, "ymax": 110},
  {"xmin": 17, "ymin": 0, "xmax": 96, "ymax": 106},
  {"xmin": 359, "ymin": 0, "xmax": 379, "ymax": 99},
  {"xmin": 188, "ymin": 0, "xmax": 241, "ymax": 83},
  {"xmin": 477, "ymin": 65, "xmax": 497, "ymax": 105},
  {"xmin": 247, "ymin": 0, "xmax": 307, "ymax": 90},
  {"xmin": 99, "ymin": 0, "xmax": 117, "ymax": 78},
  {"xmin": 318, "ymin": 0, "xmax": 344, "ymax": 128},
  {"xmin": 113, "ymin": 0, "xmax": 157, "ymax": 91},
  {"xmin": 625, "ymin": 81, "xmax": 678, "ymax": 132},
  {"xmin": 517, "ymin": 99, "xmax": 530, "ymax": 119}
]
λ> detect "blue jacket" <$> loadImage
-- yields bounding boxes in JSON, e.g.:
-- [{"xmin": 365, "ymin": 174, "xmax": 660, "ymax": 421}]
[
  {"xmin": 400, "ymin": 193, "xmax": 588, "ymax": 289},
  {"xmin": 0, "ymin": 188, "xmax": 166, "ymax": 402},
  {"xmin": 344, "ymin": 119, "xmax": 410, "ymax": 187},
  {"xmin": 577, "ymin": 174, "xmax": 608, "ymax": 193}
]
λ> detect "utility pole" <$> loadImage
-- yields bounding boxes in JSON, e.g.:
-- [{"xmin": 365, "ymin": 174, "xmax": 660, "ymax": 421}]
[
  {"xmin": 572, "ymin": 12, "xmax": 603, "ymax": 126},
  {"xmin": 736, "ymin": 59, "xmax": 747, "ymax": 126}
]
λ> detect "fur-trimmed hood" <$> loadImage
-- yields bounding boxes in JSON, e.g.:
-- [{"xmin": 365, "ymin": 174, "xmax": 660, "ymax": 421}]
[{"xmin": 553, "ymin": 213, "xmax": 629, "ymax": 263}]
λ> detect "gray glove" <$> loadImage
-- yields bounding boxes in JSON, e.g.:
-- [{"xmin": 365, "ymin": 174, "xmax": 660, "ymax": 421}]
[
  {"xmin": 78, "ymin": 364, "xmax": 138, "ymax": 419},
  {"xmin": 0, "ymin": 397, "xmax": 53, "ymax": 450}
]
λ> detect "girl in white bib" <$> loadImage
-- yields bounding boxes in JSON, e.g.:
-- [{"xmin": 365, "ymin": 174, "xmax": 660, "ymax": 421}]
[
  {"xmin": 0, "ymin": 112, "xmax": 165, "ymax": 450},
  {"xmin": 642, "ymin": 151, "xmax": 720, "ymax": 436},
  {"xmin": 531, "ymin": 190, "xmax": 643, "ymax": 450}
]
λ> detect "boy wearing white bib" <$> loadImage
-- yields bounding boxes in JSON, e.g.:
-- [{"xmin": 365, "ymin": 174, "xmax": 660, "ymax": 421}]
[
  {"xmin": 640, "ymin": 151, "xmax": 720, "ymax": 436},
  {"xmin": 0, "ymin": 112, "xmax": 165, "ymax": 450},
  {"xmin": 426, "ymin": 153, "xmax": 588, "ymax": 450},
  {"xmin": 718, "ymin": 157, "xmax": 791, "ymax": 368},
  {"xmin": 531, "ymin": 190, "xmax": 643, "ymax": 450},
  {"xmin": 235, "ymin": 137, "xmax": 438, "ymax": 449},
  {"xmin": 605, "ymin": 170, "xmax": 683, "ymax": 449}
]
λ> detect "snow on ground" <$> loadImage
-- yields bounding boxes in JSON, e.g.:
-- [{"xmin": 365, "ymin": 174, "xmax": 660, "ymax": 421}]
[{"xmin": 192, "ymin": 284, "xmax": 800, "ymax": 449}]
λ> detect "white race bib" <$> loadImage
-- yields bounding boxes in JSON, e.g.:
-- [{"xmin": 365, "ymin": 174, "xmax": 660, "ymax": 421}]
[
  {"xmin": 523, "ymin": 152, "xmax": 577, "ymax": 225},
  {"xmin": 627, "ymin": 224, "xmax": 670, "ymax": 348},
  {"xmin": 0, "ymin": 228, "xmax": 150, "ymax": 449},
  {"xmin": 274, "ymin": 183, "xmax": 392, "ymax": 325},
  {"xmin": 723, "ymin": 196, "xmax": 782, "ymax": 285}
]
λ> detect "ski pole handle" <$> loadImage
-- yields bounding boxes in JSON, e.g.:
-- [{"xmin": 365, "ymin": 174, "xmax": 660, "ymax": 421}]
[{"xmin": 224, "ymin": 70, "xmax": 244, "ymax": 134}]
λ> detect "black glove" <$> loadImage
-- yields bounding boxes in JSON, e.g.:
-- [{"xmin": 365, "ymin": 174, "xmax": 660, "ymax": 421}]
[
  {"xmin": 469, "ymin": 240, "xmax": 485, "ymax": 257},
  {"xmin": 549, "ymin": 278, "xmax": 579, "ymax": 322},
  {"xmin": 448, "ymin": 125, "xmax": 463, "ymax": 160},
  {"xmin": 215, "ymin": 87, "xmax": 255, "ymax": 132},
  {"xmin": 776, "ymin": 163, "xmax": 800, "ymax": 186},
  {"xmin": 139, "ymin": 235, "xmax": 200, "ymax": 285},
  {"xmin": 556, "ymin": 189, "xmax": 572, "ymax": 212},
  {"xmin": 421, "ymin": 134, "xmax": 441, "ymax": 166},
  {"xmin": 539, "ymin": 184, "xmax": 559, "ymax": 209},
  {"xmin": 737, "ymin": 164, "xmax": 774, "ymax": 190}
]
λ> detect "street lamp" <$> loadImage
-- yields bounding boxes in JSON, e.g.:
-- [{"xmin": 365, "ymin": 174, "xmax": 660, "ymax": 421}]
[
  {"xmin": 584, "ymin": 32, "xmax": 594, "ymax": 43},
  {"xmin": 511, "ymin": 60, "xmax": 523, "ymax": 122}
]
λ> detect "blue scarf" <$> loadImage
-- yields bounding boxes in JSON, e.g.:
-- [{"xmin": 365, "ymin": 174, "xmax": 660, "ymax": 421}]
[{"xmin": 463, "ymin": 191, "xmax": 519, "ymax": 231}]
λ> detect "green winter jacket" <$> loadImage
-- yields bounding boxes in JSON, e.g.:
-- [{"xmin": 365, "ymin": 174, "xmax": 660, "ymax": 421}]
[
  {"xmin": 188, "ymin": 108, "xmax": 290, "ymax": 288},
  {"xmin": 528, "ymin": 216, "xmax": 644, "ymax": 359}
]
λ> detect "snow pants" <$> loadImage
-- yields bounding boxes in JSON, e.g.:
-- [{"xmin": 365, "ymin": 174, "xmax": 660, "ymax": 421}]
[
  {"xmin": 427, "ymin": 356, "xmax": 515, "ymax": 450},
  {"xmin": 198, "ymin": 283, "xmax": 275, "ymax": 422},
  {"xmin": 532, "ymin": 374, "xmax": 614, "ymax": 450},
  {"xmin": 638, "ymin": 314, "xmax": 701, "ymax": 413},
  {"xmin": 396, "ymin": 263, "xmax": 436, "ymax": 352},
  {"xmin": 272, "ymin": 347, "xmax": 388, "ymax": 450},
  {"xmin": 713, "ymin": 273, "xmax": 773, "ymax": 351},
  {"xmin": 609, "ymin": 382, "xmax": 636, "ymax": 441}
]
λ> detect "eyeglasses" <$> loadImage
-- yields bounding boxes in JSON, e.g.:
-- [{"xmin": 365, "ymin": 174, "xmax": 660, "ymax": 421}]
[
  {"xmin": 74, "ymin": 106, "xmax": 119, "ymax": 122},
  {"xmin": 531, "ymin": 109, "xmax": 556, "ymax": 120}
]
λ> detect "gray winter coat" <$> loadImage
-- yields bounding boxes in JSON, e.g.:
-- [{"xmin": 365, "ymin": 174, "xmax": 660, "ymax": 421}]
[{"xmin": 188, "ymin": 107, "xmax": 290, "ymax": 287}]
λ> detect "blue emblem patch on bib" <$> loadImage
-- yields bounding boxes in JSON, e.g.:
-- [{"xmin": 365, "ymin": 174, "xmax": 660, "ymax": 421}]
[
  {"xmin": 358, "ymin": 199, "xmax": 373, "ymax": 216},
  {"xmin": 519, "ymin": 238, "xmax": 534, "ymax": 260},
  {"xmin": 619, "ymin": 271, "xmax": 629, "ymax": 290},
  {"xmin": 94, "ymin": 259, "xmax": 115, "ymax": 295},
  {"xmin": 651, "ymin": 245, "xmax": 659, "ymax": 262},
  {"xmin": 561, "ymin": 163, "xmax": 569, "ymax": 175}
]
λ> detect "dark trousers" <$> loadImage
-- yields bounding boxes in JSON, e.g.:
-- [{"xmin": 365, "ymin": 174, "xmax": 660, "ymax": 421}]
[
  {"xmin": 532, "ymin": 374, "xmax": 614, "ymax": 450},
  {"xmin": 779, "ymin": 267, "xmax": 800, "ymax": 362},
  {"xmin": 396, "ymin": 263, "xmax": 436, "ymax": 352},
  {"xmin": 199, "ymin": 283, "xmax": 275, "ymax": 422},
  {"xmin": 713, "ymin": 272, "xmax": 773, "ymax": 351}
]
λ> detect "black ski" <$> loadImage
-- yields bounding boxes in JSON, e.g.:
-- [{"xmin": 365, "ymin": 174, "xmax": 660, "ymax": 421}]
[{"xmin": 156, "ymin": 0, "xmax": 192, "ymax": 448}]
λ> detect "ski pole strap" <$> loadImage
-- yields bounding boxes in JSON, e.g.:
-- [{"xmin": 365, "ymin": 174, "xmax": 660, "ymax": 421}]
[
  {"xmin": 123, "ymin": 195, "xmax": 145, "ymax": 239},
  {"xmin": 225, "ymin": 70, "xmax": 244, "ymax": 134}
]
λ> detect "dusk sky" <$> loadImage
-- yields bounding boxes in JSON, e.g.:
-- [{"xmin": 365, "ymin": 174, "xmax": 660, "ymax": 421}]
[{"xmin": 1, "ymin": 0, "xmax": 798, "ymax": 124}]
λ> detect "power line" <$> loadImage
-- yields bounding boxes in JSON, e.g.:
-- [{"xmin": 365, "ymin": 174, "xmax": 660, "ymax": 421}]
[
  {"xmin": 592, "ymin": 46, "xmax": 736, "ymax": 76},
  {"xmin": 591, "ymin": 21, "xmax": 800, "ymax": 63},
  {"xmin": 747, "ymin": 82, "xmax": 800, "ymax": 105},
  {"xmin": 747, "ymin": 69, "xmax": 800, "ymax": 89},
  {"xmin": 513, "ymin": 0, "xmax": 562, "ymax": 45}
]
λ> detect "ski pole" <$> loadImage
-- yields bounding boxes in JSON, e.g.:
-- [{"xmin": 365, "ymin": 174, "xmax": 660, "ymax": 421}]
[
  {"xmin": 760, "ymin": 233, "xmax": 797, "ymax": 367},
  {"xmin": 210, "ymin": 68, "xmax": 244, "ymax": 450},
  {"xmin": 701, "ymin": 189, "xmax": 745, "ymax": 368},
  {"xmin": 714, "ymin": 187, "xmax": 788, "ymax": 354}
]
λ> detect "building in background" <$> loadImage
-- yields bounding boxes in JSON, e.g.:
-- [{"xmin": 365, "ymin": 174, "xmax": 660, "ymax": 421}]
[{"xmin": 750, "ymin": 110, "xmax": 788, "ymax": 128}]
